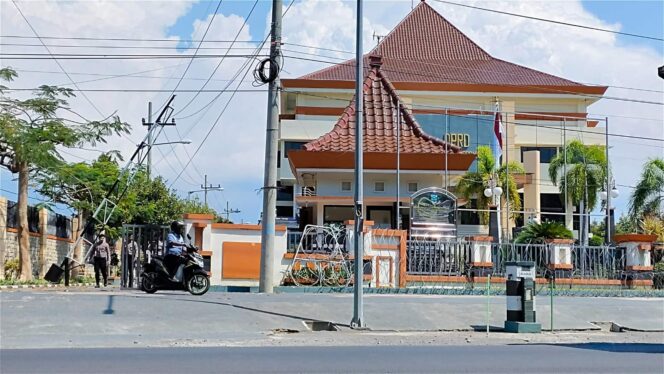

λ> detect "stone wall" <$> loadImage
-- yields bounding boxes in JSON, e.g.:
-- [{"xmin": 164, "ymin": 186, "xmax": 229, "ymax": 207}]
[{"xmin": 1, "ymin": 196, "xmax": 74, "ymax": 279}]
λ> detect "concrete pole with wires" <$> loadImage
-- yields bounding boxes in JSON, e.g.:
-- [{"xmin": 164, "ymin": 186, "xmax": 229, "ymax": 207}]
[
  {"xmin": 147, "ymin": 102, "xmax": 152, "ymax": 180},
  {"xmin": 259, "ymin": 0, "xmax": 282, "ymax": 294},
  {"xmin": 351, "ymin": 0, "xmax": 365, "ymax": 329}
]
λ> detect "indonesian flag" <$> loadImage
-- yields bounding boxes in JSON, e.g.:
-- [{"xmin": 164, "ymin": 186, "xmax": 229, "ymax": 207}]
[{"xmin": 493, "ymin": 102, "xmax": 504, "ymax": 163}]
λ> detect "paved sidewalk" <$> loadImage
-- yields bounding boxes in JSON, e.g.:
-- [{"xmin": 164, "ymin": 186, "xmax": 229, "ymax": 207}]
[{"xmin": 1, "ymin": 290, "xmax": 662, "ymax": 349}]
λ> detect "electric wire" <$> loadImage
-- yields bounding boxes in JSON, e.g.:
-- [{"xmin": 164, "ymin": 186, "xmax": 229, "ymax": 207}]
[
  {"xmin": 432, "ymin": 0, "xmax": 664, "ymax": 42},
  {"xmin": 282, "ymin": 55, "xmax": 664, "ymax": 106}
]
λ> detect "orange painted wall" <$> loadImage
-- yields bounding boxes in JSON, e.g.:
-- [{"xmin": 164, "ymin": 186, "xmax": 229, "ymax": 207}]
[{"xmin": 222, "ymin": 242, "xmax": 261, "ymax": 280}]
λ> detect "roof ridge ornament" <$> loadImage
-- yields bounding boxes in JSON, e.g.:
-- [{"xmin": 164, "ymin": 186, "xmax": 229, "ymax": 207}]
[{"xmin": 368, "ymin": 54, "xmax": 383, "ymax": 68}]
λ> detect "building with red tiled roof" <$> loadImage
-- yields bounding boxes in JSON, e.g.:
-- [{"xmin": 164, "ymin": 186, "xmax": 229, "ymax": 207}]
[{"xmin": 277, "ymin": 1, "xmax": 607, "ymax": 236}]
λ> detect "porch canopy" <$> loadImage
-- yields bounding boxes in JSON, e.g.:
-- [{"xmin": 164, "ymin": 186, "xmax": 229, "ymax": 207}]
[{"xmin": 288, "ymin": 55, "xmax": 476, "ymax": 175}]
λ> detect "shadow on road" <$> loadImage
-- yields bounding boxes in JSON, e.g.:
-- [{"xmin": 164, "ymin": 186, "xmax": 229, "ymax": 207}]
[
  {"xmin": 514, "ymin": 343, "xmax": 664, "ymax": 354},
  {"xmin": 116, "ymin": 293, "xmax": 350, "ymax": 328},
  {"xmin": 470, "ymin": 324, "xmax": 504, "ymax": 332},
  {"xmin": 103, "ymin": 295, "xmax": 115, "ymax": 315}
]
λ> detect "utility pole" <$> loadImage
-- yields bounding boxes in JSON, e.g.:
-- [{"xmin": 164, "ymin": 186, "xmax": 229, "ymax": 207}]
[
  {"xmin": 142, "ymin": 101, "xmax": 176, "ymax": 179},
  {"xmin": 189, "ymin": 174, "xmax": 223, "ymax": 207},
  {"xmin": 223, "ymin": 201, "xmax": 241, "ymax": 222},
  {"xmin": 259, "ymin": 0, "xmax": 282, "ymax": 294},
  {"xmin": 351, "ymin": 0, "xmax": 365, "ymax": 329},
  {"xmin": 143, "ymin": 102, "xmax": 153, "ymax": 179}
]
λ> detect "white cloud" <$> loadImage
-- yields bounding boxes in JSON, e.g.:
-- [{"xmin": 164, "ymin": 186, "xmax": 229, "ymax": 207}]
[{"xmin": 1, "ymin": 0, "xmax": 662, "ymax": 221}]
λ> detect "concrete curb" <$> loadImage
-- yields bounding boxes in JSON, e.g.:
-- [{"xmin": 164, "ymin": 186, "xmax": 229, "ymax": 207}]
[
  {"xmin": 0, "ymin": 283, "xmax": 95, "ymax": 290},
  {"xmin": 273, "ymin": 286, "xmax": 664, "ymax": 298}
]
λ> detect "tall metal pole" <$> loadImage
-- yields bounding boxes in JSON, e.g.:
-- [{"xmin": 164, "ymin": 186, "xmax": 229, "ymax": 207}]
[
  {"xmin": 259, "ymin": 0, "xmax": 282, "ymax": 294},
  {"xmin": 505, "ymin": 109, "xmax": 510, "ymax": 241},
  {"xmin": 351, "ymin": 0, "xmax": 365, "ymax": 329},
  {"xmin": 147, "ymin": 102, "xmax": 153, "ymax": 180},
  {"xmin": 605, "ymin": 117, "xmax": 611, "ymax": 244},
  {"xmin": 563, "ymin": 118, "xmax": 568, "ymax": 229},
  {"xmin": 445, "ymin": 108, "xmax": 449, "ymax": 190},
  {"xmin": 396, "ymin": 102, "xmax": 401, "ymax": 230}
]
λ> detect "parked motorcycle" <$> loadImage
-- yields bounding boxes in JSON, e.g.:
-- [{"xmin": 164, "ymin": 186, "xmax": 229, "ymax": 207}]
[{"xmin": 140, "ymin": 235, "xmax": 210, "ymax": 296}]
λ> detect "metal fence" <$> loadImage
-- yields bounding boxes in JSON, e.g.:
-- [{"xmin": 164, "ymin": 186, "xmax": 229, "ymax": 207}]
[
  {"xmin": 120, "ymin": 224, "xmax": 169, "ymax": 288},
  {"xmin": 405, "ymin": 240, "xmax": 629, "ymax": 280},
  {"xmin": 406, "ymin": 240, "xmax": 470, "ymax": 276}
]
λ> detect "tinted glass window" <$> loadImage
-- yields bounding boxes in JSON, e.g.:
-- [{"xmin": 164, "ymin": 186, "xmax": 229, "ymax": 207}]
[{"xmin": 521, "ymin": 147, "xmax": 558, "ymax": 163}]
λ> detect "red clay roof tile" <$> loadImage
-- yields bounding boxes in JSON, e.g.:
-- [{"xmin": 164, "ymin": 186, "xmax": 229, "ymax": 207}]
[
  {"xmin": 298, "ymin": 1, "xmax": 582, "ymax": 87},
  {"xmin": 303, "ymin": 56, "xmax": 461, "ymax": 155}
]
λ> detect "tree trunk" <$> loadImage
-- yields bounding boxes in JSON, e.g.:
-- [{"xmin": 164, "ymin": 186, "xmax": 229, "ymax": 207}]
[
  {"xmin": 17, "ymin": 162, "xmax": 33, "ymax": 281},
  {"xmin": 71, "ymin": 212, "xmax": 84, "ymax": 278}
]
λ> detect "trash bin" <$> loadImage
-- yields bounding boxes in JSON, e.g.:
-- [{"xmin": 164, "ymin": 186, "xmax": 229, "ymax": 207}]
[
  {"xmin": 504, "ymin": 261, "xmax": 541, "ymax": 333},
  {"xmin": 44, "ymin": 263, "xmax": 64, "ymax": 283}
]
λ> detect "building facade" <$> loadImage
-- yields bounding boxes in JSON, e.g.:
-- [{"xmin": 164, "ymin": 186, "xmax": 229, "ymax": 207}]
[{"xmin": 277, "ymin": 2, "xmax": 607, "ymax": 237}]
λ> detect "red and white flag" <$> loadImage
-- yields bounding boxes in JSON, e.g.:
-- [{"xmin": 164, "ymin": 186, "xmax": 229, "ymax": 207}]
[{"xmin": 493, "ymin": 102, "xmax": 504, "ymax": 162}]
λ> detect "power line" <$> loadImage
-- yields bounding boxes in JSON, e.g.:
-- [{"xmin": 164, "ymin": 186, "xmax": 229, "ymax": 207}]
[
  {"xmin": 282, "ymin": 55, "xmax": 664, "ymax": 106},
  {"xmin": 174, "ymin": 0, "xmax": 261, "ymax": 116},
  {"xmin": 286, "ymin": 90, "xmax": 664, "ymax": 143},
  {"xmin": 6, "ymin": 88, "xmax": 265, "ymax": 93},
  {"xmin": 1, "ymin": 53, "xmax": 267, "ymax": 60},
  {"xmin": 10, "ymin": 1, "xmax": 110, "ymax": 124},
  {"xmin": 432, "ymin": 0, "xmax": 664, "ymax": 42},
  {"xmin": 0, "ymin": 42, "xmax": 270, "ymax": 51},
  {"xmin": 168, "ymin": 0, "xmax": 297, "ymax": 188},
  {"xmin": 0, "ymin": 35, "xmax": 265, "ymax": 43}
]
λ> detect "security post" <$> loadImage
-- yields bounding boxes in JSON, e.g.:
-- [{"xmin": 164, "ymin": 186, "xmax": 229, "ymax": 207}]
[{"xmin": 505, "ymin": 261, "xmax": 541, "ymax": 333}]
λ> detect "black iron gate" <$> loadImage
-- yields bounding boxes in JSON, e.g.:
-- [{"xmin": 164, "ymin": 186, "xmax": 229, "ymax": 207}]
[{"xmin": 121, "ymin": 224, "xmax": 169, "ymax": 288}]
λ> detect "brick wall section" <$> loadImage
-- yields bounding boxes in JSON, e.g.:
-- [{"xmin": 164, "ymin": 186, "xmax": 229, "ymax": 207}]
[{"xmin": 1, "ymin": 196, "xmax": 74, "ymax": 279}]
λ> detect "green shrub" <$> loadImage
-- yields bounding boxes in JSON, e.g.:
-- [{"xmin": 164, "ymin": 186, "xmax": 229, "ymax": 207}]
[
  {"xmin": 4, "ymin": 259, "xmax": 20, "ymax": 280},
  {"xmin": 515, "ymin": 221, "xmax": 573, "ymax": 244}
]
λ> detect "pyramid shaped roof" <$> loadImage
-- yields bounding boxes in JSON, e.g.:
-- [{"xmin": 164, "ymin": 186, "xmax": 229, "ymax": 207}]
[
  {"xmin": 295, "ymin": 1, "xmax": 598, "ymax": 89},
  {"xmin": 304, "ymin": 55, "xmax": 460, "ymax": 155}
]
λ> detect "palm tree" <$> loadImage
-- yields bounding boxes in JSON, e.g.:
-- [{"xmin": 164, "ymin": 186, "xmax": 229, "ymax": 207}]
[
  {"xmin": 548, "ymin": 140, "xmax": 607, "ymax": 246},
  {"xmin": 629, "ymin": 158, "xmax": 664, "ymax": 219},
  {"xmin": 456, "ymin": 145, "xmax": 524, "ymax": 226}
]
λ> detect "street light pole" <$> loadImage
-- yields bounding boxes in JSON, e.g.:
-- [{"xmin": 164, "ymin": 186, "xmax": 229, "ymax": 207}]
[
  {"xmin": 351, "ymin": 0, "xmax": 365, "ymax": 329},
  {"xmin": 605, "ymin": 117, "xmax": 611, "ymax": 244}
]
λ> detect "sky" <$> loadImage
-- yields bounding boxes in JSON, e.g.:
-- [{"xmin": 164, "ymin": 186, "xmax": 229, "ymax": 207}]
[{"xmin": 1, "ymin": 0, "xmax": 663, "ymax": 224}]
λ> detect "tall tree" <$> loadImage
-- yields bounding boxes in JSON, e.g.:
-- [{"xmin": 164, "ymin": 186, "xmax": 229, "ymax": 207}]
[
  {"xmin": 0, "ymin": 68, "xmax": 129, "ymax": 280},
  {"xmin": 456, "ymin": 145, "xmax": 524, "ymax": 226},
  {"xmin": 548, "ymin": 140, "xmax": 607, "ymax": 246},
  {"xmin": 629, "ymin": 158, "xmax": 664, "ymax": 219}
]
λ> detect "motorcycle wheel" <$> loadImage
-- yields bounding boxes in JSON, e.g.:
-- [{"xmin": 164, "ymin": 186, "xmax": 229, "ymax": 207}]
[
  {"xmin": 187, "ymin": 274, "xmax": 210, "ymax": 296},
  {"xmin": 142, "ymin": 273, "xmax": 158, "ymax": 294}
]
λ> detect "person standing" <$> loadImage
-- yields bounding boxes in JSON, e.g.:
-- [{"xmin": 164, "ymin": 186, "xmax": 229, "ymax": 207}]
[
  {"xmin": 124, "ymin": 233, "xmax": 139, "ymax": 287},
  {"xmin": 92, "ymin": 234, "xmax": 111, "ymax": 288}
]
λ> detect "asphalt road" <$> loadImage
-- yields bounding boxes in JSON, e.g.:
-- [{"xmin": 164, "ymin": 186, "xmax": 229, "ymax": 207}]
[
  {"xmin": 2, "ymin": 290, "xmax": 663, "ymax": 350},
  {"xmin": 2, "ymin": 344, "xmax": 663, "ymax": 374}
]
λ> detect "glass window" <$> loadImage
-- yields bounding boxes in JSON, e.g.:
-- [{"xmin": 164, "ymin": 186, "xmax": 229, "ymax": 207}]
[
  {"xmin": 341, "ymin": 181, "xmax": 351, "ymax": 191},
  {"xmin": 374, "ymin": 182, "xmax": 385, "ymax": 192},
  {"xmin": 284, "ymin": 141, "xmax": 308, "ymax": 158},
  {"xmin": 520, "ymin": 147, "xmax": 559, "ymax": 163},
  {"xmin": 324, "ymin": 206, "xmax": 354, "ymax": 224},
  {"xmin": 408, "ymin": 182, "xmax": 418, "ymax": 192},
  {"xmin": 276, "ymin": 206, "xmax": 294, "ymax": 218}
]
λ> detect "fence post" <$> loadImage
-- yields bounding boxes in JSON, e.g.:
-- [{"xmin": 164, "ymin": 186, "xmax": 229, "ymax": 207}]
[
  {"xmin": 486, "ymin": 274, "xmax": 491, "ymax": 337},
  {"xmin": 549, "ymin": 274, "xmax": 554, "ymax": 332}
]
